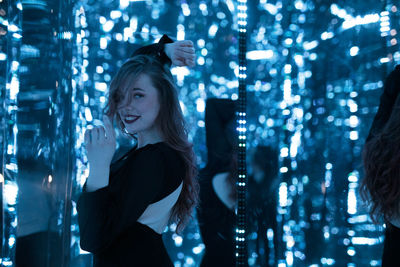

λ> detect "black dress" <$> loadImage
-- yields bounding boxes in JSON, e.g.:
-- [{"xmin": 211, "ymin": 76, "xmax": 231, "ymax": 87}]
[
  {"xmin": 197, "ymin": 98, "xmax": 237, "ymax": 267},
  {"xmin": 365, "ymin": 65, "xmax": 400, "ymax": 266},
  {"xmin": 76, "ymin": 142, "xmax": 185, "ymax": 267}
]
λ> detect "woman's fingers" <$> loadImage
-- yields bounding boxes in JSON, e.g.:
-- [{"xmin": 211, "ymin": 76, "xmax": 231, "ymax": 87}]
[
  {"xmin": 174, "ymin": 58, "xmax": 186, "ymax": 66},
  {"xmin": 174, "ymin": 56, "xmax": 195, "ymax": 67},
  {"xmin": 168, "ymin": 40, "xmax": 196, "ymax": 67},
  {"xmin": 84, "ymin": 129, "xmax": 90, "ymax": 144},
  {"xmin": 185, "ymin": 58, "xmax": 195, "ymax": 67},
  {"xmin": 103, "ymin": 115, "xmax": 115, "ymax": 140},
  {"xmin": 98, "ymin": 127, "xmax": 106, "ymax": 142},
  {"xmin": 177, "ymin": 46, "xmax": 195, "ymax": 54},
  {"xmin": 89, "ymin": 126, "xmax": 108, "ymax": 144},
  {"xmin": 178, "ymin": 40, "xmax": 194, "ymax": 47},
  {"xmin": 175, "ymin": 48, "xmax": 196, "ymax": 66},
  {"xmin": 84, "ymin": 116, "xmax": 115, "ymax": 149},
  {"xmin": 181, "ymin": 54, "xmax": 195, "ymax": 66},
  {"xmin": 176, "ymin": 52, "xmax": 195, "ymax": 62},
  {"xmin": 91, "ymin": 128, "xmax": 97, "ymax": 143}
]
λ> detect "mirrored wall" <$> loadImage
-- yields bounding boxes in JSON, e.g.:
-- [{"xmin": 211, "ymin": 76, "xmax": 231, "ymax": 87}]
[
  {"xmin": 245, "ymin": 0, "xmax": 399, "ymax": 266},
  {"xmin": 1, "ymin": 0, "xmax": 400, "ymax": 266},
  {"xmin": 2, "ymin": 0, "xmax": 239, "ymax": 266}
]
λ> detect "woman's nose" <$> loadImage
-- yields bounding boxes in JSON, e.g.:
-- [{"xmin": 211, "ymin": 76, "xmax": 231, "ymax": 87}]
[
  {"xmin": 120, "ymin": 106, "xmax": 136, "ymax": 115},
  {"xmin": 118, "ymin": 102, "xmax": 132, "ymax": 111}
]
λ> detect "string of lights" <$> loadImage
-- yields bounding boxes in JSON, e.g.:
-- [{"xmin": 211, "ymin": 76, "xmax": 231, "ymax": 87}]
[{"xmin": 236, "ymin": 0, "xmax": 248, "ymax": 266}]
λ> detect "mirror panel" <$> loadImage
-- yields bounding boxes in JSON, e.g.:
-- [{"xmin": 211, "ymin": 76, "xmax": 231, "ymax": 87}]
[
  {"xmin": 245, "ymin": 1, "xmax": 399, "ymax": 266},
  {"xmin": 2, "ymin": 0, "xmax": 240, "ymax": 266}
]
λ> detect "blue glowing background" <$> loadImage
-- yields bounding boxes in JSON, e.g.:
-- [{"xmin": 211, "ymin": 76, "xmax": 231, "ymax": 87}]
[{"xmin": 1, "ymin": 0, "xmax": 399, "ymax": 266}]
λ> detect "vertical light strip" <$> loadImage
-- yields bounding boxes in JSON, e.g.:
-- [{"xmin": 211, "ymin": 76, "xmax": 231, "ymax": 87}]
[
  {"xmin": 71, "ymin": 4, "xmax": 92, "ymax": 258},
  {"xmin": 1, "ymin": 0, "xmax": 22, "ymax": 265},
  {"xmin": 236, "ymin": 0, "xmax": 247, "ymax": 266},
  {"xmin": 391, "ymin": 2, "xmax": 400, "ymax": 64}
]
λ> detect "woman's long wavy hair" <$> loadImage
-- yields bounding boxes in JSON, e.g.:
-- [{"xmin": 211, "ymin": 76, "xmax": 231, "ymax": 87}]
[
  {"xmin": 104, "ymin": 55, "xmax": 199, "ymax": 233},
  {"xmin": 361, "ymin": 95, "xmax": 400, "ymax": 223}
]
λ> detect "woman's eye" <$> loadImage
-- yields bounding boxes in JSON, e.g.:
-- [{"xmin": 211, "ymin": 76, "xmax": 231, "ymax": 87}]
[{"xmin": 134, "ymin": 94, "xmax": 143, "ymax": 99}]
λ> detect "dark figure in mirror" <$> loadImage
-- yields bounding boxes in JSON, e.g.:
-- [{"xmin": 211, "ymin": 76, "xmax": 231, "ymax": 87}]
[
  {"xmin": 247, "ymin": 145, "xmax": 279, "ymax": 266},
  {"xmin": 15, "ymin": 155, "xmax": 62, "ymax": 267},
  {"xmin": 197, "ymin": 98, "xmax": 237, "ymax": 267}
]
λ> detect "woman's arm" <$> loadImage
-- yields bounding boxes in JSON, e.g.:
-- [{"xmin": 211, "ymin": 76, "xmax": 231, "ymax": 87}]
[
  {"xmin": 76, "ymin": 146, "xmax": 166, "ymax": 254},
  {"xmin": 130, "ymin": 34, "xmax": 174, "ymax": 67},
  {"xmin": 130, "ymin": 34, "xmax": 195, "ymax": 67},
  {"xmin": 84, "ymin": 115, "xmax": 116, "ymax": 191},
  {"xmin": 212, "ymin": 172, "xmax": 236, "ymax": 210}
]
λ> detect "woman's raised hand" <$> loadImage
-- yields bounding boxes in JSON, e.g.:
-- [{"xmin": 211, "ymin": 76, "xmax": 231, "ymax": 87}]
[
  {"xmin": 164, "ymin": 40, "xmax": 196, "ymax": 67},
  {"xmin": 84, "ymin": 115, "xmax": 116, "ymax": 167}
]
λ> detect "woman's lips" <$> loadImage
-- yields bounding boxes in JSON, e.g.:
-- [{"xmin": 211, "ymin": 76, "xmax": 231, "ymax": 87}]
[{"xmin": 125, "ymin": 116, "xmax": 140, "ymax": 124}]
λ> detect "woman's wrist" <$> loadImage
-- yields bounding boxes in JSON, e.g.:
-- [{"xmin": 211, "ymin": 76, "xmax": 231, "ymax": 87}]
[
  {"xmin": 86, "ymin": 165, "xmax": 110, "ymax": 192},
  {"xmin": 164, "ymin": 43, "xmax": 172, "ymax": 60}
]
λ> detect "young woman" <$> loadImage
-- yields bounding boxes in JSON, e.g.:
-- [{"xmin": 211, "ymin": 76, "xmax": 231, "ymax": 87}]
[
  {"xmin": 362, "ymin": 65, "xmax": 400, "ymax": 267},
  {"xmin": 76, "ymin": 35, "xmax": 198, "ymax": 266}
]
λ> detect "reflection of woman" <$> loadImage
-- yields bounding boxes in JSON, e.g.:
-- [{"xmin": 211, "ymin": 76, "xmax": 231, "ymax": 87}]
[
  {"xmin": 197, "ymin": 98, "xmax": 237, "ymax": 267},
  {"xmin": 362, "ymin": 65, "xmax": 400, "ymax": 267},
  {"xmin": 247, "ymin": 146, "xmax": 279, "ymax": 266},
  {"xmin": 15, "ymin": 157, "xmax": 62, "ymax": 267},
  {"xmin": 76, "ymin": 35, "xmax": 199, "ymax": 266}
]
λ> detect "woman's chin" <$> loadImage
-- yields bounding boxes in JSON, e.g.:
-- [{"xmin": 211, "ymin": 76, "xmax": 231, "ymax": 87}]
[
  {"xmin": 127, "ymin": 128, "xmax": 139, "ymax": 134},
  {"xmin": 124, "ymin": 126, "xmax": 139, "ymax": 134}
]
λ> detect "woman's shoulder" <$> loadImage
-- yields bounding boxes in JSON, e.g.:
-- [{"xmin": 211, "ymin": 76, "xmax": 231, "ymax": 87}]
[
  {"xmin": 138, "ymin": 142, "xmax": 177, "ymax": 156},
  {"xmin": 136, "ymin": 142, "xmax": 183, "ymax": 166},
  {"xmin": 121, "ymin": 142, "xmax": 168, "ymax": 169},
  {"xmin": 134, "ymin": 142, "xmax": 171, "ymax": 156}
]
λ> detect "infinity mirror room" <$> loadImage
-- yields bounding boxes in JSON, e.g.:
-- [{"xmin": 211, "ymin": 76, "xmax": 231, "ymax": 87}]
[{"xmin": 1, "ymin": 0, "xmax": 400, "ymax": 266}]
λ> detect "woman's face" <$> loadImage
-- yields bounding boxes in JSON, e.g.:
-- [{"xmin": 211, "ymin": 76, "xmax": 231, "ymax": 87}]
[{"xmin": 117, "ymin": 73, "xmax": 161, "ymax": 135}]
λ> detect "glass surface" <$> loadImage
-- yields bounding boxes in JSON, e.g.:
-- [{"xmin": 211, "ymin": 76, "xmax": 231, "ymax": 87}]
[
  {"xmin": 2, "ymin": 0, "xmax": 239, "ymax": 266},
  {"xmin": 245, "ymin": 1, "xmax": 399, "ymax": 266}
]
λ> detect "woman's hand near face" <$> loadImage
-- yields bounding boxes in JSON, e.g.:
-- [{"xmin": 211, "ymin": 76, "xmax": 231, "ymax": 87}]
[
  {"xmin": 164, "ymin": 40, "xmax": 196, "ymax": 67},
  {"xmin": 83, "ymin": 115, "xmax": 116, "ymax": 191},
  {"xmin": 84, "ymin": 115, "xmax": 116, "ymax": 167}
]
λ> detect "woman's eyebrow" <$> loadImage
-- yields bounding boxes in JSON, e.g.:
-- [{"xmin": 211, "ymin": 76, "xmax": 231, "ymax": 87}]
[{"xmin": 132, "ymin": 87, "xmax": 144, "ymax": 92}]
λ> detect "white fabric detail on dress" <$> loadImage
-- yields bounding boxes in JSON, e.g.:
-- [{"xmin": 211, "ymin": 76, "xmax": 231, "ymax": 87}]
[{"xmin": 137, "ymin": 182, "xmax": 183, "ymax": 234}]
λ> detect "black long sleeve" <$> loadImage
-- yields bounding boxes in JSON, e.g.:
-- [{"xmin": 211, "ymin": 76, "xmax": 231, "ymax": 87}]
[
  {"xmin": 130, "ymin": 34, "xmax": 174, "ymax": 67},
  {"xmin": 205, "ymin": 98, "xmax": 237, "ymax": 169},
  {"xmin": 76, "ymin": 145, "xmax": 166, "ymax": 254},
  {"xmin": 366, "ymin": 65, "xmax": 400, "ymax": 142}
]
